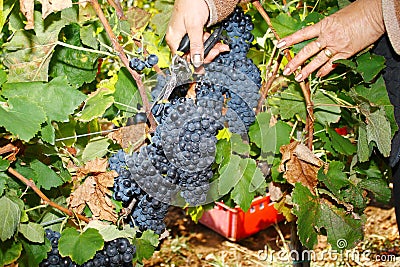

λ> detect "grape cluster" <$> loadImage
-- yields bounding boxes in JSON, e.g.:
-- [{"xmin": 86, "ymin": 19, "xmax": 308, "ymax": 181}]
[
  {"xmin": 110, "ymin": 149, "xmax": 172, "ymax": 234},
  {"xmin": 156, "ymin": 98, "xmax": 223, "ymax": 171},
  {"xmin": 216, "ymin": 7, "xmax": 261, "ymax": 87},
  {"xmin": 129, "ymin": 54, "xmax": 158, "ymax": 72},
  {"xmin": 40, "ymin": 229, "xmax": 78, "ymax": 267},
  {"xmin": 131, "ymin": 194, "xmax": 169, "ymax": 234},
  {"xmin": 109, "ymin": 150, "xmax": 142, "ymax": 206},
  {"xmin": 192, "ymin": 7, "xmax": 261, "ymax": 133},
  {"xmin": 82, "ymin": 238, "xmax": 136, "ymax": 267}
]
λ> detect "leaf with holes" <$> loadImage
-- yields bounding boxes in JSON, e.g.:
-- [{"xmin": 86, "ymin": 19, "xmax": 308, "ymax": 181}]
[{"xmin": 292, "ymin": 183, "xmax": 364, "ymax": 250}]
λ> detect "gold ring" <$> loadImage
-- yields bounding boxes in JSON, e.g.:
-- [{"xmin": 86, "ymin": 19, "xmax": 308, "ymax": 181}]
[
  {"xmin": 315, "ymin": 41, "xmax": 322, "ymax": 49},
  {"xmin": 324, "ymin": 48, "xmax": 333, "ymax": 58}
]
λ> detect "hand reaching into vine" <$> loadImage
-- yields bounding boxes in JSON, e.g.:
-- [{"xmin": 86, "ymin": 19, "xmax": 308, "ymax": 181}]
[
  {"xmin": 165, "ymin": 0, "xmax": 231, "ymax": 67},
  {"xmin": 277, "ymin": 0, "xmax": 385, "ymax": 81}
]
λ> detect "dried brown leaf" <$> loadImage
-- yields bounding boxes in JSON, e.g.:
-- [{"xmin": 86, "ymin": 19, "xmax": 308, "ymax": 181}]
[
  {"xmin": 108, "ymin": 123, "xmax": 147, "ymax": 150},
  {"xmin": 77, "ymin": 158, "xmax": 108, "ymax": 179},
  {"xmin": 279, "ymin": 141, "xmax": 323, "ymax": 193},
  {"xmin": 69, "ymin": 171, "xmax": 118, "ymax": 222},
  {"xmin": 20, "ymin": 0, "xmax": 34, "ymax": 30},
  {"xmin": 38, "ymin": 0, "xmax": 72, "ymax": 19}
]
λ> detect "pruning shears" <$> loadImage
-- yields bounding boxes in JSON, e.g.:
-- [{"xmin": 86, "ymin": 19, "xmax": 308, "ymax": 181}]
[{"xmin": 152, "ymin": 27, "xmax": 225, "ymax": 115}]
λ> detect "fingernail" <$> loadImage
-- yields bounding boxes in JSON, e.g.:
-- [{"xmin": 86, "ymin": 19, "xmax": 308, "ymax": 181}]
[
  {"xmin": 277, "ymin": 40, "xmax": 286, "ymax": 49},
  {"xmin": 283, "ymin": 68, "xmax": 291, "ymax": 76},
  {"xmin": 295, "ymin": 73, "xmax": 303, "ymax": 82},
  {"xmin": 192, "ymin": 54, "xmax": 203, "ymax": 68}
]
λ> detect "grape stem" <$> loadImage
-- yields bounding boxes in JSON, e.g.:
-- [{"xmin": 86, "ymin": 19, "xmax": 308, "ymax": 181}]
[
  {"xmin": 253, "ymin": 0, "xmax": 314, "ymax": 150},
  {"xmin": 7, "ymin": 167, "xmax": 90, "ymax": 223},
  {"xmin": 89, "ymin": 0, "xmax": 158, "ymax": 131}
]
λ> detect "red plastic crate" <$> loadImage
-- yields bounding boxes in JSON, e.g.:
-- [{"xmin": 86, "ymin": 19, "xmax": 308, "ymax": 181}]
[{"xmin": 199, "ymin": 195, "xmax": 285, "ymax": 241}]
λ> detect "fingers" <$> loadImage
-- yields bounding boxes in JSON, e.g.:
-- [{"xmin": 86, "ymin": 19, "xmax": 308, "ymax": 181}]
[
  {"xmin": 293, "ymin": 50, "xmax": 342, "ymax": 81},
  {"xmin": 277, "ymin": 22, "xmax": 321, "ymax": 48},
  {"xmin": 204, "ymin": 43, "xmax": 230, "ymax": 63},
  {"xmin": 316, "ymin": 54, "xmax": 342, "ymax": 77},
  {"xmin": 166, "ymin": 21, "xmax": 186, "ymax": 53},
  {"xmin": 282, "ymin": 40, "xmax": 324, "ymax": 76}
]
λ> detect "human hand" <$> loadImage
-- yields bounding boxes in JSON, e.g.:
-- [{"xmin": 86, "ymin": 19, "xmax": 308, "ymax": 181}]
[
  {"xmin": 277, "ymin": 0, "xmax": 385, "ymax": 82},
  {"xmin": 165, "ymin": 0, "xmax": 229, "ymax": 67},
  {"xmin": 166, "ymin": 0, "xmax": 209, "ymax": 67}
]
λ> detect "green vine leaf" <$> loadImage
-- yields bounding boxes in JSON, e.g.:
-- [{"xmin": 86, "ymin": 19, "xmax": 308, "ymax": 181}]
[
  {"xmin": 0, "ymin": 195, "xmax": 21, "ymax": 241},
  {"xmin": 292, "ymin": 183, "xmax": 364, "ymax": 250},
  {"xmin": 2, "ymin": 76, "xmax": 87, "ymax": 122},
  {"xmin": 18, "ymin": 222, "xmax": 45, "ymax": 243},
  {"xmin": 366, "ymin": 108, "xmax": 392, "ymax": 157},
  {"xmin": 355, "ymin": 52, "xmax": 385, "ymax": 83},
  {"xmin": 218, "ymin": 154, "xmax": 242, "ymax": 195},
  {"xmin": 49, "ymin": 24, "xmax": 99, "ymax": 88},
  {"xmin": 151, "ymin": 0, "xmax": 174, "ymax": 38},
  {"xmin": 58, "ymin": 228, "xmax": 104, "ymax": 265},
  {"xmin": 327, "ymin": 127, "xmax": 356, "ymax": 155},
  {"xmin": 114, "ymin": 68, "xmax": 141, "ymax": 115},
  {"xmin": 270, "ymin": 13, "xmax": 301, "ymax": 38},
  {"xmin": 0, "ymin": 96, "xmax": 46, "ymax": 141},
  {"xmin": 357, "ymin": 123, "xmax": 370, "ymax": 162},
  {"xmin": 279, "ymin": 84, "xmax": 307, "ymax": 121},
  {"xmin": 134, "ymin": 230, "xmax": 159, "ymax": 263},
  {"xmin": 18, "ymin": 239, "xmax": 51, "ymax": 267},
  {"xmin": 231, "ymin": 158, "xmax": 266, "ymax": 211},
  {"xmin": 82, "ymin": 137, "xmax": 112, "ymax": 162},
  {"xmin": 85, "ymin": 220, "xmax": 136, "ymax": 242},
  {"xmin": 4, "ymin": 10, "xmax": 68, "ymax": 82},
  {"xmin": 0, "ymin": 157, "xmax": 10, "ymax": 171},
  {"xmin": 79, "ymin": 88, "xmax": 114, "ymax": 122},
  {"xmin": 318, "ymin": 161, "xmax": 349, "ymax": 193},
  {"xmin": 30, "ymin": 159, "xmax": 64, "ymax": 190},
  {"xmin": 313, "ymin": 91, "xmax": 341, "ymax": 125},
  {"xmin": 0, "ymin": 239, "xmax": 22, "ymax": 266},
  {"xmin": 358, "ymin": 178, "xmax": 391, "ymax": 204}
]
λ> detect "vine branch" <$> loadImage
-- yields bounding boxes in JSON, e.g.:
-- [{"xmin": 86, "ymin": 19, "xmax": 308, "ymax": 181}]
[
  {"xmin": 256, "ymin": 53, "xmax": 283, "ymax": 113},
  {"xmin": 89, "ymin": 0, "xmax": 158, "ymax": 131},
  {"xmin": 253, "ymin": 0, "xmax": 314, "ymax": 150},
  {"xmin": 7, "ymin": 167, "xmax": 90, "ymax": 223}
]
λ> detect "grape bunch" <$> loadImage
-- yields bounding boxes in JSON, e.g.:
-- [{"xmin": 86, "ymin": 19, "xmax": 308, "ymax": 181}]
[
  {"xmin": 191, "ymin": 7, "xmax": 261, "ymax": 134},
  {"xmin": 129, "ymin": 54, "xmax": 158, "ymax": 72},
  {"xmin": 131, "ymin": 194, "xmax": 169, "ymax": 234},
  {"xmin": 216, "ymin": 6, "xmax": 261, "ymax": 87},
  {"xmin": 156, "ymin": 98, "xmax": 223, "ymax": 172},
  {"xmin": 109, "ymin": 150, "xmax": 143, "ymax": 206},
  {"xmin": 110, "ymin": 149, "xmax": 172, "ymax": 234},
  {"xmin": 82, "ymin": 238, "xmax": 136, "ymax": 267},
  {"xmin": 40, "ymin": 229, "xmax": 78, "ymax": 267}
]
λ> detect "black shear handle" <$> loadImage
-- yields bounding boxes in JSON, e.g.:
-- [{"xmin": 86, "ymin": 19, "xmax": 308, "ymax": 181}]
[{"xmin": 177, "ymin": 27, "xmax": 223, "ymax": 57}]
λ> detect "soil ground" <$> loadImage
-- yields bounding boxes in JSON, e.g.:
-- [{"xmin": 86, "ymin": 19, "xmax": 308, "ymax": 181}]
[{"xmin": 143, "ymin": 203, "xmax": 400, "ymax": 267}]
